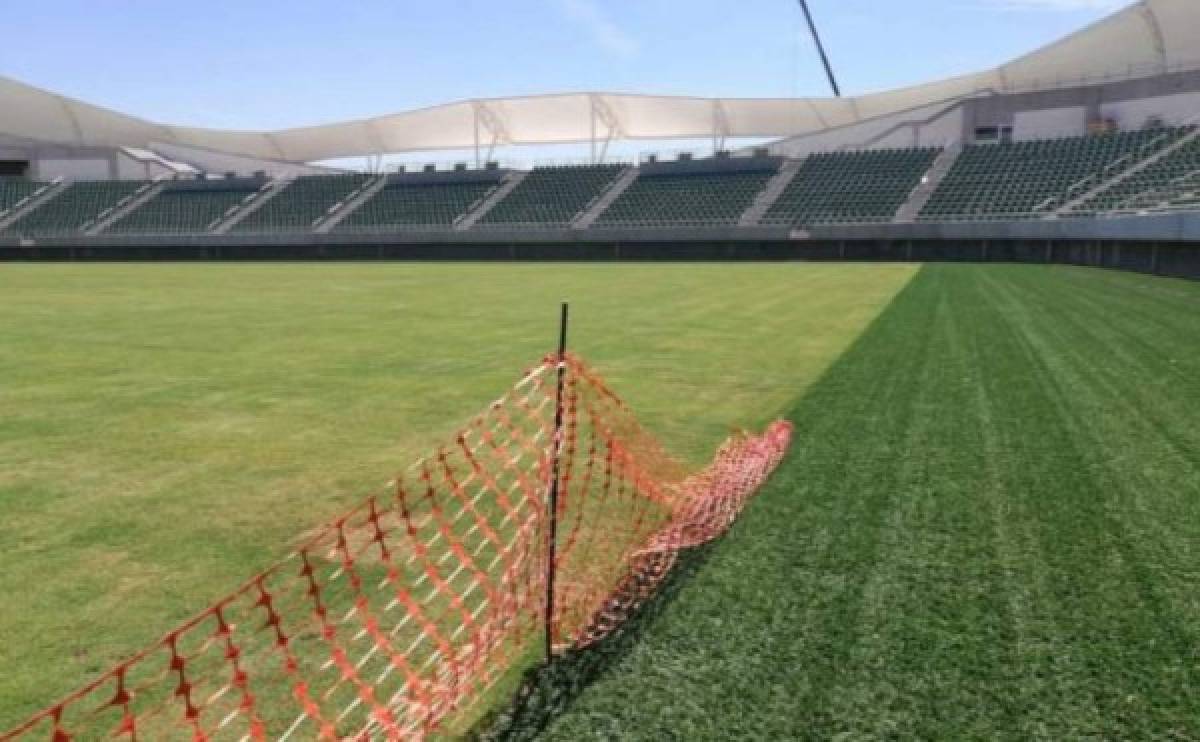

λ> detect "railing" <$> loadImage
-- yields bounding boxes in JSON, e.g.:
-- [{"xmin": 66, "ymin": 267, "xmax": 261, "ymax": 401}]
[
  {"xmin": 1036, "ymin": 127, "xmax": 1193, "ymax": 213},
  {"xmin": 998, "ymin": 59, "xmax": 1200, "ymax": 96}
]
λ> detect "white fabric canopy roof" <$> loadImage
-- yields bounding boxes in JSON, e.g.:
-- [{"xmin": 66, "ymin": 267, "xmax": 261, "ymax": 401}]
[{"xmin": 2, "ymin": 0, "xmax": 1197, "ymax": 163}]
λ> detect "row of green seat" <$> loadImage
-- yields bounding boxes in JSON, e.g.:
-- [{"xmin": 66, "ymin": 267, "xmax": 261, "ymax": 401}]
[
  {"xmin": 0, "ymin": 178, "xmax": 48, "ymax": 218},
  {"xmin": 480, "ymin": 165, "xmax": 626, "ymax": 227},
  {"xmin": 1074, "ymin": 129, "xmax": 1200, "ymax": 214},
  {"xmin": 595, "ymin": 169, "xmax": 775, "ymax": 228},
  {"xmin": 11, "ymin": 131, "xmax": 1200, "ymax": 238},
  {"xmin": 233, "ymin": 175, "xmax": 371, "ymax": 232},
  {"xmin": 336, "ymin": 180, "xmax": 497, "ymax": 231},
  {"xmin": 763, "ymin": 148, "xmax": 938, "ymax": 226},
  {"xmin": 5, "ymin": 181, "xmax": 145, "ymax": 235},
  {"xmin": 108, "ymin": 182, "xmax": 262, "ymax": 234},
  {"xmin": 921, "ymin": 128, "xmax": 1188, "ymax": 220}
]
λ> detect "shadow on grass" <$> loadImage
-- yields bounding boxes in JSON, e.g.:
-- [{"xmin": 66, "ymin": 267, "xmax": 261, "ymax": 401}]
[{"xmin": 471, "ymin": 542, "xmax": 719, "ymax": 741}]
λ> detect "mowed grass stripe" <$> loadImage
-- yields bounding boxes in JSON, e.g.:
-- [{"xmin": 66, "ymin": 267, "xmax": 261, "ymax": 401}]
[
  {"xmin": 540, "ymin": 264, "xmax": 1200, "ymax": 741},
  {"xmin": 0, "ymin": 263, "xmax": 915, "ymax": 729}
]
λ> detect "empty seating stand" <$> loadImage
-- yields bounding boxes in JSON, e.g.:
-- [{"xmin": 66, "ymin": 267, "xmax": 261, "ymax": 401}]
[
  {"xmin": 479, "ymin": 165, "xmax": 626, "ymax": 228},
  {"xmin": 6, "ymin": 180, "xmax": 144, "ymax": 235},
  {"xmin": 763, "ymin": 148, "xmax": 938, "ymax": 226},
  {"xmin": 920, "ymin": 128, "xmax": 1185, "ymax": 221},
  {"xmin": 109, "ymin": 178, "xmax": 265, "ymax": 234},
  {"xmin": 233, "ymin": 174, "xmax": 370, "ymax": 233},
  {"xmin": 336, "ymin": 172, "xmax": 501, "ymax": 232},
  {"xmin": 595, "ymin": 159, "xmax": 778, "ymax": 228},
  {"xmin": 1074, "ymin": 127, "xmax": 1200, "ymax": 214},
  {"xmin": 0, "ymin": 178, "xmax": 46, "ymax": 218}
]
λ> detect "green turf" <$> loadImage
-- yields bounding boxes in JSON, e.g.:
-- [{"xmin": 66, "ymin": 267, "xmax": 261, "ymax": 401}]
[
  {"xmin": 0, "ymin": 263, "xmax": 915, "ymax": 730},
  {"xmin": 540, "ymin": 264, "xmax": 1200, "ymax": 740}
]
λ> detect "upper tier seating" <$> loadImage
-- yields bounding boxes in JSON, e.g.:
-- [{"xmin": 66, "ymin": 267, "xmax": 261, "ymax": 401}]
[
  {"xmin": 594, "ymin": 168, "xmax": 775, "ymax": 228},
  {"xmin": 232, "ymin": 174, "xmax": 371, "ymax": 232},
  {"xmin": 920, "ymin": 128, "xmax": 1187, "ymax": 221},
  {"xmin": 6, "ymin": 181, "xmax": 145, "ymax": 235},
  {"xmin": 0, "ymin": 178, "xmax": 46, "ymax": 217},
  {"xmin": 109, "ymin": 180, "xmax": 263, "ymax": 234},
  {"xmin": 763, "ymin": 148, "xmax": 939, "ymax": 226},
  {"xmin": 479, "ymin": 165, "xmax": 626, "ymax": 227},
  {"xmin": 1074, "ymin": 128, "xmax": 1200, "ymax": 214},
  {"xmin": 336, "ymin": 180, "xmax": 496, "ymax": 231}
]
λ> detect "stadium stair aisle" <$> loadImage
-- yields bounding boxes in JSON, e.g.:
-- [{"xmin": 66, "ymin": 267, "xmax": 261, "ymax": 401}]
[{"xmin": 538, "ymin": 265, "xmax": 1200, "ymax": 740}]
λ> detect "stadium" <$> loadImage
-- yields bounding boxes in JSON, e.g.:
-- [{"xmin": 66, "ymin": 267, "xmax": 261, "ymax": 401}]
[{"xmin": 3, "ymin": 0, "xmax": 1200, "ymax": 739}]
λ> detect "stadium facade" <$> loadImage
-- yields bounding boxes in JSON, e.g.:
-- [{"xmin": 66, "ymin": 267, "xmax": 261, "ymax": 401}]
[{"xmin": 1, "ymin": 0, "xmax": 1199, "ymax": 273}]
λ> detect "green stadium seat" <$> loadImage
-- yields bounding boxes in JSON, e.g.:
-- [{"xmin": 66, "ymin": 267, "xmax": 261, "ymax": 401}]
[
  {"xmin": 0, "ymin": 178, "xmax": 48, "ymax": 220},
  {"xmin": 1074, "ymin": 127, "xmax": 1200, "ymax": 214},
  {"xmin": 480, "ymin": 165, "xmax": 626, "ymax": 228},
  {"xmin": 921, "ymin": 128, "xmax": 1191, "ymax": 221},
  {"xmin": 233, "ymin": 174, "xmax": 371, "ymax": 233},
  {"xmin": 109, "ymin": 180, "xmax": 263, "ymax": 234},
  {"xmin": 5, "ymin": 181, "xmax": 145, "ymax": 235},
  {"xmin": 336, "ymin": 179, "xmax": 498, "ymax": 231},
  {"xmin": 595, "ymin": 168, "xmax": 774, "ymax": 228},
  {"xmin": 763, "ymin": 148, "xmax": 938, "ymax": 226}
]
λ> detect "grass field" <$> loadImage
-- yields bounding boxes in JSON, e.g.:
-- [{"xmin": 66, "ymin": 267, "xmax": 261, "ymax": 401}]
[
  {"xmin": 0, "ymin": 263, "xmax": 916, "ymax": 730},
  {"xmin": 541, "ymin": 264, "xmax": 1200, "ymax": 740}
]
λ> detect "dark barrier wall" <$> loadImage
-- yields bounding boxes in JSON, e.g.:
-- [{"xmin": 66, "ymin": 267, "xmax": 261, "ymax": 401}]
[
  {"xmin": 3, "ymin": 238, "xmax": 1200, "ymax": 280},
  {"xmin": 2, "ymin": 211, "xmax": 1198, "ymax": 276}
]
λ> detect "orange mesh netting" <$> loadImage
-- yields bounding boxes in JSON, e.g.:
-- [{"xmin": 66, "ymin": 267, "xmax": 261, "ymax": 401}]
[{"xmin": 3, "ymin": 354, "xmax": 791, "ymax": 741}]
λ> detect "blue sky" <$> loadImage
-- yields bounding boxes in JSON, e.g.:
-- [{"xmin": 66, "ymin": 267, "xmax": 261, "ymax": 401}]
[
  {"xmin": 0, "ymin": 0, "xmax": 1130, "ymax": 128},
  {"xmin": 0, "ymin": 0, "xmax": 1128, "ymax": 165}
]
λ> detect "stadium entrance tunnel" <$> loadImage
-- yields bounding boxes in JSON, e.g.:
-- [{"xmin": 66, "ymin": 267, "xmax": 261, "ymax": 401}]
[{"xmin": 0, "ymin": 159, "xmax": 30, "ymax": 177}]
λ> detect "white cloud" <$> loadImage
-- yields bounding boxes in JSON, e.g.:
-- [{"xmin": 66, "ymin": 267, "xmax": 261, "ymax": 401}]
[
  {"xmin": 980, "ymin": 0, "xmax": 1129, "ymax": 10},
  {"xmin": 557, "ymin": 0, "xmax": 638, "ymax": 60}
]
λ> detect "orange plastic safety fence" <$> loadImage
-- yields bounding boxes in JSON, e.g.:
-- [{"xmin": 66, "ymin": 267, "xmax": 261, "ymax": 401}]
[{"xmin": 3, "ymin": 355, "xmax": 791, "ymax": 741}]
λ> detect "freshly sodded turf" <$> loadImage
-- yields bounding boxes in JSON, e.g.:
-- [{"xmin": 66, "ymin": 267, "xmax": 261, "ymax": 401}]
[
  {"xmin": 0, "ymin": 263, "xmax": 915, "ymax": 730},
  {"xmin": 541, "ymin": 264, "xmax": 1200, "ymax": 740}
]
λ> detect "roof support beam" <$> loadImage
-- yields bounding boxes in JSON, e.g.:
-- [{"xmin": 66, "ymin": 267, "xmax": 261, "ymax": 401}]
[
  {"xmin": 712, "ymin": 100, "xmax": 731, "ymax": 153},
  {"xmin": 589, "ymin": 95, "xmax": 623, "ymax": 164},
  {"xmin": 1136, "ymin": 1, "xmax": 1169, "ymax": 74},
  {"xmin": 472, "ymin": 101, "xmax": 510, "ymax": 167}
]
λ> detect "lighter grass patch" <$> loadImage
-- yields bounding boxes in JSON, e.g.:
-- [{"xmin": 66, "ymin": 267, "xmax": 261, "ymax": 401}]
[{"xmin": 0, "ymin": 263, "xmax": 915, "ymax": 730}]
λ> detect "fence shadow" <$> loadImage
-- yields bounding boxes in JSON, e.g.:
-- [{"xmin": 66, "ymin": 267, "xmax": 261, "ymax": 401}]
[{"xmin": 472, "ymin": 541, "xmax": 719, "ymax": 741}]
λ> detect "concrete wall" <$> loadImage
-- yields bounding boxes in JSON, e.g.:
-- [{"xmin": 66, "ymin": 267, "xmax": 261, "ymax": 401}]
[
  {"xmin": 917, "ymin": 107, "xmax": 965, "ymax": 148},
  {"xmin": 1, "ymin": 212, "xmax": 1195, "ymax": 251},
  {"xmin": 1013, "ymin": 106, "xmax": 1086, "ymax": 141},
  {"xmin": 36, "ymin": 158, "xmax": 112, "ymax": 180},
  {"xmin": 768, "ymin": 100, "xmax": 963, "ymax": 156},
  {"xmin": 768, "ymin": 68, "xmax": 1200, "ymax": 155},
  {"xmin": 810, "ymin": 212, "xmax": 1200, "ymax": 243},
  {"xmin": 150, "ymin": 142, "xmax": 343, "ymax": 179},
  {"xmin": 1100, "ymin": 91, "xmax": 1200, "ymax": 128},
  {"xmin": 116, "ymin": 151, "xmax": 175, "ymax": 181}
]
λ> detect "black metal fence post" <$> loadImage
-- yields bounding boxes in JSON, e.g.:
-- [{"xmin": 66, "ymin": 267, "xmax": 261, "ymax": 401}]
[{"xmin": 545, "ymin": 302, "xmax": 569, "ymax": 665}]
